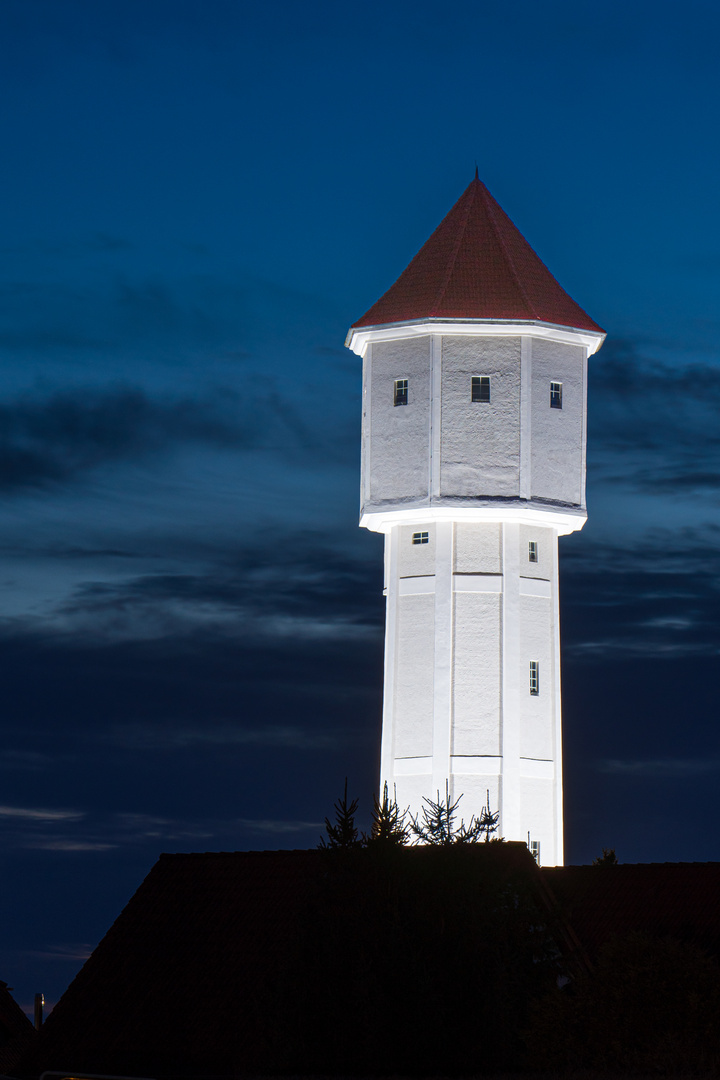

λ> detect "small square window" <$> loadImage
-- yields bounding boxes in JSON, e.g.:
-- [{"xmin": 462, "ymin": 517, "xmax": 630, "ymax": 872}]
[
  {"xmin": 529, "ymin": 660, "xmax": 539, "ymax": 696},
  {"xmin": 412, "ymin": 532, "xmax": 429, "ymax": 545},
  {"xmin": 528, "ymin": 542, "xmax": 538, "ymax": 563},
  {"xmin": 529, "ymin": 839, "xmax": 541, "ymax": 865},
  {"xmin": 550, "ymin": 382, "xmax": 562, "ymax": 409},
  {"xmin": 471, "ymin": 376, "xmax": 490, "ymax": 403},
  {"xmin": 394, "ymin": 379, "xmax": 408, "ymax": 406}
]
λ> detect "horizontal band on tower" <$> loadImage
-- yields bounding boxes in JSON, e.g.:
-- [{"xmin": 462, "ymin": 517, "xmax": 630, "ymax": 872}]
[
  {"xmin": 397, "ymin": 574, "xmax": 551, "ymax": 596},
  {"xmin": 519, "ymin": 577, "xmax": 552, "ymax": 597},
  {"xmin": 392, "ymin": 757, "xmax": 556, "ymax": 779}
]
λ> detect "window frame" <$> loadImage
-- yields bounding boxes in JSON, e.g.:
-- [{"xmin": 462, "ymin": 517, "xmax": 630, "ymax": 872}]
[
  {"xmin": 528, "ymin": 541, "xmax": 538, "ymax": 563},
  {"xmin": 394, "ymin": 378, "xmax": 408, "ymax": 407},
  {"xmin": 529, "ymin": 660, "xmax": 540, "ymax": 696},
  {"xmin": 471, "ymin": 375, "xmax": 491, "ymax": 404},
  {"xmin": 412, "ymin": 531, "xmax": 429, "ymax": 545},
  {"xmin": 550, "ymin": 381, "xmax": 563, "ymax": 410}
]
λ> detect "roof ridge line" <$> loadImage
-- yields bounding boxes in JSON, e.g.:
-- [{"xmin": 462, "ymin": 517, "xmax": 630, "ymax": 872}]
[
  {"xmin": 431, "ymin": 180, "xmax": 476, "ymax": 314},
  {"xmin": 482, "ymin": 185, "xmax": 537, "ymax": 320}
]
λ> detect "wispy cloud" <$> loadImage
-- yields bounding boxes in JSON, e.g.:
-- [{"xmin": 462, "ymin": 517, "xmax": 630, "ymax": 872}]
[
  {"xmin": 0, "ymin": 805, "xmax": 83, "ymax": 822},
  {"xmin": 0, "ymin": 802, "xmax": 324, "ymax": 855},
  {"xmin": 0, "ymin": 750, "xmax": 54, "ymax": 771},
  {"xmin": 237, "ymin": 818, "xmax": 324, "ymax": 834},
  {"xmin": 27, "ymin": 943, "xmax": 95, "ymax": 962},
  {"xmin": 599, "ymin": 758, "xmax": 720, "ymax": 777},
  {"xmin": 5, "ymin": 533, "xmax": 383, "ymax": 645},
  {"xmin": 104, "ymin": 722, "xmax": 346, "ymax": 751},
  {"xmin": 27, "ymin": 839, "xmax": 117, "ymax": 851}
]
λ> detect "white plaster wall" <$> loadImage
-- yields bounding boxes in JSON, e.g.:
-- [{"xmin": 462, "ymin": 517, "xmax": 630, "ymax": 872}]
[
  {"xmin": 531, "ymin": 340, "xmax": 585, "ymax": 507},
  {"xmin": 518, "ymin": 594, "xmax": 554, "ymax": 760},
  {"xmin": 440, "ymin": 336, "xmax": 521, "ymax": 497},
  {"xmin": 452, "ymin": 593, "xmax": 502, "ymax": 756},
  {"xmin": 521, "ymin": 778, "xmax": 556, "ymax": 864},
  {"xmin": 398, "ymin": 523, "xmax": 436, "ymax": 577},
  {"xmin": 368, "ymin": 337, "xmax": 431, "ymax": 506},
  {"xmin": 393, "ymin": 775, "xmax": 433, "ymax": 819},
  {"xmin": 448, "ymin": 775, "xmax": 501, "ymax": 828},
  {"xmin": 518, "ymin": 523, "xmax": 553, "ymax": 580},
  {"xmin": 393, "ymin": 593, "xmax": 435, "ymax": 757},
  {"xmin": 454, "ymin": 522, "xmax": 502, "ymax": 573}
]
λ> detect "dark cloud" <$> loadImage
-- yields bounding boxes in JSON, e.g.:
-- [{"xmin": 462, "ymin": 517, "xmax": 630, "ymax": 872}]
[
  {"xmin": 0, "ymin": 585, "xmax": 383, "ymax": 767},
  {"xmin": 560, "ymin": 528, "xmax": 720, "ymax": 659},
  {"xmin": 0, "ymin": 384, "xmax": 323, "ymax": 492},
  {"xmin": 10, "ymin": 533, "xmax": 381, "ymax": 646},
  {"xmin": 589, "ymin": 341, "xmax": 720, "ymax": 495}
]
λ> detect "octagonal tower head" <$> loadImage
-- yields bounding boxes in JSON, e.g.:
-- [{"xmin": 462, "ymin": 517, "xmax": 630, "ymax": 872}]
[{"xmin": 346, "ymin": 175, "xmax": 605, "ymax": 536}]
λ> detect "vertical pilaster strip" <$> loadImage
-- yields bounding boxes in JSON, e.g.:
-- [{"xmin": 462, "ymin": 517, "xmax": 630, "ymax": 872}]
[
  {"xmin": 362, "ymin": 344, "xmax": 372, "ymax": 511},
  {"xmin": 550, "ymin": 529, "xmax": 564, "ymax": 865},
  {"xmin": 432, "ymin": 520, "xmax": 453, "ymax": 798},
  {"xmin": 430, "ymin": 334, "xmax": 442, "ymax": 499},
  {"xmin": 380, "ymin": 527, "xmax": 399, "ymax": 796},
  {"xmin": 500, "ymin": 522, "xmax": 522, "ymax": 839},
  {"xmin": 580, "ymin": 346, "xmax": 589, "ymax": 511},
  {"xmin": 519, "ymin": 336, "xmax": 532, "ymax": 500}
]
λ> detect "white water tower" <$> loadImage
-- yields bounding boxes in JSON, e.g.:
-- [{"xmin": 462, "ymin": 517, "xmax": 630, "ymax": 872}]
[{"xmin": 346, "ymin": 175, "xmax": 604, "ymax": 865}]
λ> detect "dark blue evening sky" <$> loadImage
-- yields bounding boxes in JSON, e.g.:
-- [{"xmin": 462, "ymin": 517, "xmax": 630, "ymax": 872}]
[{"xmin": 1, "ymin": 0, "xmax": 719, "ymax": 1013}]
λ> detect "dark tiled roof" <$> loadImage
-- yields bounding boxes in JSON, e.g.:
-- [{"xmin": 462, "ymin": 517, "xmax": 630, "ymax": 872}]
[
  {"xmin": 21, "ymin": 850, "xmax": 720, "ymax": 1079},
  {"xmin": 0, "ymin": 980, "xmax": 35, "ymax": 1074},
  {"xmin": 352, "ymin": 175, "xmax": 604, "ymax": 334},
  {"xmin": 20, "ymin": 844, "xmax": 548, "ymax": 1079},
  {"xmin": 542, "ymin": 862, "xmax": 720, "ymax": 961},
  {"xmin": 23, "ymin": 850, "xmax": 322, "ymax": 1077}
]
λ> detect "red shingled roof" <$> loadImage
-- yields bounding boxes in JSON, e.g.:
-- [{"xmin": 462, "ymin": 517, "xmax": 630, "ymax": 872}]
[{"xmin": 352, "ymin": 175, "xmax": 604, "ymax": 334}]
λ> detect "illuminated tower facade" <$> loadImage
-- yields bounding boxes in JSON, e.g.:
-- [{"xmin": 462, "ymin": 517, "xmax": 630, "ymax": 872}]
[{"xmin": 345, "ymin": 175, "xmax": 604, "ymax": 865}]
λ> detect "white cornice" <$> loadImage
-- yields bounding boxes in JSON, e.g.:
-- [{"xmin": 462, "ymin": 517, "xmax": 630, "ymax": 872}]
[
  {"xmin": 360, "ymin": 505, "xmax": 587, "ymax": 536},
  {"xmin": 345, "ymin": 318, "xmax": 605, "ymax": 358}
]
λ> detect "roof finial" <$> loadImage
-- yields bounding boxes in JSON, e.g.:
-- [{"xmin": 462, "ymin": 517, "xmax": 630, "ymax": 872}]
[{"xmin": 474, "ymin": 162, "xmax": 479, "ymax": 180}]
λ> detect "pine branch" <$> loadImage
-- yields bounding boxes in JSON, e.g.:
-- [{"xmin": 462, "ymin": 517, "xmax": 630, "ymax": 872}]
[
  {"xmin": 365, "ymin": 782, "xmax": 410, "ymax": 846},
  {"xmin": 319, "ymin": 778, "xmax": 361, "ymax": 849}
]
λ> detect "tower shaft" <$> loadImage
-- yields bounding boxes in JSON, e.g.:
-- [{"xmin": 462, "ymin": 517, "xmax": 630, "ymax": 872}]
[{"xmin": 381, "ymin": 517, "xmax": 563, "ymax": 865}]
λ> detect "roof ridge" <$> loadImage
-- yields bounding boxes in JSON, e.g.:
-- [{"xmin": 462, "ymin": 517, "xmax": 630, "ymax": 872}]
[
  {"xmin": 481, "ymin": 182, "xmax": 536, "ymax": 319},
  {"xmin": 431, "ymin": 179, "xmax": 477, "ymax": 314}
]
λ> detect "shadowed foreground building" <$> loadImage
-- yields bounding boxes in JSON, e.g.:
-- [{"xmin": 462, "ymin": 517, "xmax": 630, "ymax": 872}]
[
  {"xmin": 346, "ymin": 176, "xmax": 605, "ymax": 865},
  {"xmin": 0, "ymin": 979, "xmax": 35, "ymax": 1074},
  {"xmin": 18, "ymin": 848, "xmax": 720, "ymax": 1078}
]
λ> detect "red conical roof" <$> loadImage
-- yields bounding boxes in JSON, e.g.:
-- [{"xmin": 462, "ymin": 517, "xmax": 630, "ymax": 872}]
[{"xmin": 352, "ymin": 176, "xmax": 603, "ymax": 334}]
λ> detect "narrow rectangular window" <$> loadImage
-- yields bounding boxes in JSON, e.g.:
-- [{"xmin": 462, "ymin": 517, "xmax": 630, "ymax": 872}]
[
  {"xmin": 529, "ymin": 839, "xmax": 541, "ymax": 865},
  {"xmin": 471, "ymin": 375, "xmax": 490, "ymax": 403},
  {"xmin": 550, "ymin": 381, "xmax": 563, "ymax": 409},
  {"xmin": 528, "ymin": 541, "xmax": 538, "ymax": 563},
  {"xmin": 529, "ymin": 660, "xmax": 539, "ymax": 696},
  {"xmin": 394, "ymin": 379, "xmax": 408, "ymax": 406},
  {"xmin": 412, "ymin": 531, "xmax": 429, "ymax": 545}
]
